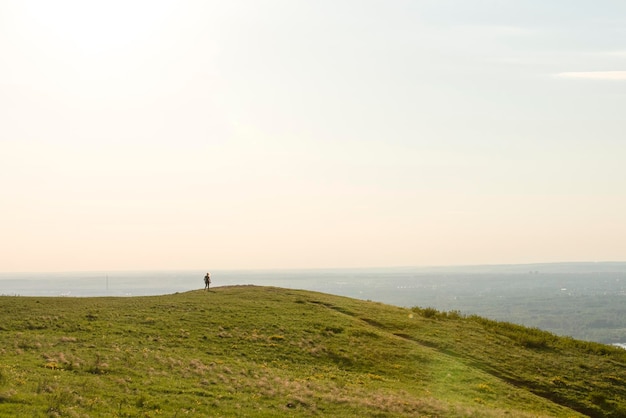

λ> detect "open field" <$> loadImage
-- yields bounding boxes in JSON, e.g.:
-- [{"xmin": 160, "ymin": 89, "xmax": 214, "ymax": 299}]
[
  {"xmin": 3, "ymin": 263, "xmax": 626, "ymax": 345},
  {"xmin": 0, "ymin": 286, "xmax": 625, "ymax": 416}
]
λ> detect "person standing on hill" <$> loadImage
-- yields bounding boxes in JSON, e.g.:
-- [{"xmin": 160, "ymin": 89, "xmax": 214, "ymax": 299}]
[{"xmin": 204, "ymin": 272, "xmax": 211, "ymax": 291}]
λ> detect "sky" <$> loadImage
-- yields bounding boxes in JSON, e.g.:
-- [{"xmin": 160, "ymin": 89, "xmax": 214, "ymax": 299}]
[{"xmin": 1, "ymin": 0, "xmax": 626, "ymax": 272}]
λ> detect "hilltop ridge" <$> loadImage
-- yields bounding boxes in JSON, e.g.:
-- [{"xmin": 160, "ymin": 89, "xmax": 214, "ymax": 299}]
[{"xmin": 0, "ymin": 286, "xmax": 625, "ymax": 416}]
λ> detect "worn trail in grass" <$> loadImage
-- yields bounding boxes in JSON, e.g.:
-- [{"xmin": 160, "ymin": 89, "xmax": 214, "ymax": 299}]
[{"xmin": 0, "ymin": 286, "xmax": 624, "ymax": 416}]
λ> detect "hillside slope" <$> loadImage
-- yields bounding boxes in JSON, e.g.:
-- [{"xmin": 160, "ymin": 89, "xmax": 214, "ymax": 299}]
[{"xmin": 0, "ymin": 286, "xmax": 625, "ymax": 417}]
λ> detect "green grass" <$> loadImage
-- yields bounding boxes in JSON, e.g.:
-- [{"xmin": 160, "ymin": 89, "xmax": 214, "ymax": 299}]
[{"xmin": 0, "ymin": 285, "xmax": 624, "ymax": 416}]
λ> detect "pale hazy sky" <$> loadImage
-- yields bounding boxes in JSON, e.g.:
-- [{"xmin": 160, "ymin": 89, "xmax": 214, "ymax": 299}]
[{"xmin": 2, "ymin": 1, "xmax": 626, "ymax": 272}]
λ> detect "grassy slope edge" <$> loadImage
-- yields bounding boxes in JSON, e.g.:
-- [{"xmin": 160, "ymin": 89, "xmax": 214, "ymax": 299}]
[{"xmin": 0, "ymin": 285, "xmax": 624, "ymax": 417}]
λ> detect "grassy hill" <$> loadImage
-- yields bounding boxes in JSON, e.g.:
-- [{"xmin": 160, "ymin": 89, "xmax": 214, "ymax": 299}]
[{"xmin": 0, "ymin": 286, "xmax": 625, "ymax": 417}]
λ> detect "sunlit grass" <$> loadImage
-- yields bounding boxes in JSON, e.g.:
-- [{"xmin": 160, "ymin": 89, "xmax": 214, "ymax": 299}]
[{"xmin": 0, "ymin": 286, "xmax": 623, "ymax": 416}]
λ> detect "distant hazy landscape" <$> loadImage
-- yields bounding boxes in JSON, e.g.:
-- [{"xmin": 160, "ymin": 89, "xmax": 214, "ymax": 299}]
[{"xmin": 2, "ymin": 262, "xmax": 625, "ymax": 345}]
